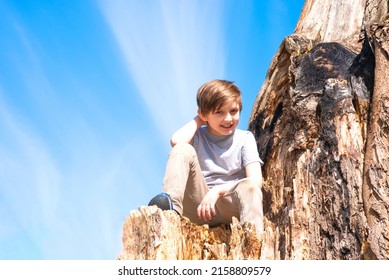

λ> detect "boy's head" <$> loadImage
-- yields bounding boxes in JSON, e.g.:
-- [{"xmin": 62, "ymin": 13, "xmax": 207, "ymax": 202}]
[{"xmin": 196, "ymin": 79, "xmax": 242, "ymax": 116}]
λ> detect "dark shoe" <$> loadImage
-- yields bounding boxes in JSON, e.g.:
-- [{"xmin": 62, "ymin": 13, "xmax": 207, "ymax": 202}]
[{"xmin": 148, "ymin": 192, "xmax": 174, "ymax": 211}]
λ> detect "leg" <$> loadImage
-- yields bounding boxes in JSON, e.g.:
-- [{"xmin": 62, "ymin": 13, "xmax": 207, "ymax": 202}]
[
  {"xmin": 216, "ymin": 178, "xmax": 264, "ymax": 234},
  {"xmin": 162, "ymin": 143, "xmax": 209, "ymax": 221}
]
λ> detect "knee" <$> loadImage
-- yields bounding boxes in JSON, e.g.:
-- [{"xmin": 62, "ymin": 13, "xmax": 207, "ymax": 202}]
[
  {"xmin": 236, "ymin": 178, "xmax": 262, "ymax": 198},
  {"xmin": 170, "ymin": 143, "xmax": 197, "ymax": 160},
  {"xmin": 242, "ymin": 178, "xmax": 261, "ymax": 190},
  {"xmin": 171, "ymin": 143, "xmax": 196, "ymax": 154}
]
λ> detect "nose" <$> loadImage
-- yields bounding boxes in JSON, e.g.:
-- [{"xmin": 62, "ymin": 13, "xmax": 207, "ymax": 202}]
[{"xmin": 225, "ymin": 113, "xmax": 232, "ymax": 121}]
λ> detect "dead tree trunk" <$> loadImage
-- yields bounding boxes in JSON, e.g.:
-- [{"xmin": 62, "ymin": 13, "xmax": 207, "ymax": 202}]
[
  {"xmin": 362, "ymin": 13, "xmax": 389, "ymax": 260},
  {"xmin": 249, "ymin": 0, "xmax": 389, "ymax": 259}
]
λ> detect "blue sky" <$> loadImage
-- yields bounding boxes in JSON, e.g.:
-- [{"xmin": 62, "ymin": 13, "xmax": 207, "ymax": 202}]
[{"xmin": 0, "ymin": 0, "xmax": 304, "ymax": 259}]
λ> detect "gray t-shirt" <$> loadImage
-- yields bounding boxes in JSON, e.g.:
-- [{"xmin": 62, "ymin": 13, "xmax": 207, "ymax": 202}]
[{"xmin": 192, "ymin": 126, "xmax": 262, "ymax": 187}]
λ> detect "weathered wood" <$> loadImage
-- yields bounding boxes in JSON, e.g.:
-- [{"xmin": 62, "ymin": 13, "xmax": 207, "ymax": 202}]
[
  {"xmin": 249, "ymin": 0, "xmax": 389, "ymax": 260},
  {"xmin": 362, "ymin": 14, "xmax": 389, "ymax": 260},
  {"xmin": 295, "ymin": 0, "xmax": 366, "ymax": 51},
  {"xmin": 249, "ymin": 40, "xmax": 372, "ymax": 259},
  {"xmin": 118, "ymin": 206, "xmax": 261, "ymax": 260}
]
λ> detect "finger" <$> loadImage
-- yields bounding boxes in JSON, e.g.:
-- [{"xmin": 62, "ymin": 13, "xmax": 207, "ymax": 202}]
[
  {"xmin": 198, "ymin": 205, "xmax": 207, "ymax": 221},
  {"xmin": 204, "ymin": 206, "xmax": 210, "ymax": 221},
  {"xmin": 203, "ymin": 205, "xmax": 213, "ymax": 221},
  {"xmin": 206, "ymin": 205, "xmax": 213, "ymax": 221},
  {"xmin": 197, "ymin": 205, "xmax": 203, "ymax": 220},
  {"xmin": 210, "ymin": 205, "xmax": 216, "ymax": 217}
]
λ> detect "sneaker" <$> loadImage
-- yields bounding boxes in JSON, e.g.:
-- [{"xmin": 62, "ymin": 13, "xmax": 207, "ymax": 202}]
[{"xmin": 148, "ymin": 192, "xmax": 174, "ymax": 211}]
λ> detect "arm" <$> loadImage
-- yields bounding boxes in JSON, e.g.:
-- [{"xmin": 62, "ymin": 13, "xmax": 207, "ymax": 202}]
[
  {"xmin": 170, "ymin": 115, "xmax": 206, "ymax": 147},
  {"xmin": 245, "ymin": 161, "xmax": 263, "ymax": 187}
]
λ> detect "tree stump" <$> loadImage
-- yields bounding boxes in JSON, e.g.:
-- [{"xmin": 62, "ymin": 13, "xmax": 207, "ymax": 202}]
[{"xmin": 118, "ymin": 206, "xmax": 261, "ymax": 260}]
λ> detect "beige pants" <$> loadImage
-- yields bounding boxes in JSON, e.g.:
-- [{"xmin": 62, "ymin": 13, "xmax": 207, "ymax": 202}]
[{"xmin": 163, "ymin": 143, "xmax": 263, "ymax": 233}]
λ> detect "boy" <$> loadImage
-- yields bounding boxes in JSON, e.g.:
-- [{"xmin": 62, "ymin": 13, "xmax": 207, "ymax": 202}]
[{"xmin": 148, "ymin": 79, "xmax": 264, "ymax": 235}]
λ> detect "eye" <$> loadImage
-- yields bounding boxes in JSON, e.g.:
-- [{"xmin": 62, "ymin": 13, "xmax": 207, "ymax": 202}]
[
  {"xmin": 215, "ymin": 110, "xmax": 223, "ymax": 115},
  {"xmin": 230, "ymin": 108, "xmax": 239, "ymax": 115}
]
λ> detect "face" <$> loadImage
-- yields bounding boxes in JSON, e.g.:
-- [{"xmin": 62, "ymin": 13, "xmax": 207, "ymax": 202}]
[{"xmin": 199, "ymin": 101, "xmax": 240, "ymax": 136}]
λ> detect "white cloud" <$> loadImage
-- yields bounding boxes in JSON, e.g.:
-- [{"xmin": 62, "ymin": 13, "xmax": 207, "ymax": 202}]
[
  {"xmin": 99, "ymin": 0, "xmax": 226, "ymax": 139},
  {"xmin": 0, "ymin": 90, "xmax": 153, "ymax": 259},
  {"xmin": 0, "ymin": 91, "xmax": 61, "ymax": 245}
]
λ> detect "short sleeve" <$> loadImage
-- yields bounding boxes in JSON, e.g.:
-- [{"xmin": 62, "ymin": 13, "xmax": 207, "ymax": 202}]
[{"xmin": 242, "ymin": 131, "xmax": 263, "ymax": 167}]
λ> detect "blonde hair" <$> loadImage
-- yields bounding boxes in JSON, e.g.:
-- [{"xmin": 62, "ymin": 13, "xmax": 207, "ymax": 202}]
[{"xmin": 196, "ymin": 79, "xmax": 242, "ymax": 116}]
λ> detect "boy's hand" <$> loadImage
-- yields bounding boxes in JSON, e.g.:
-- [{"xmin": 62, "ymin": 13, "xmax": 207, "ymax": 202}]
[
  {"xmin": 170, "ymin": 115, "xmax": 207, "ymax": 147},
  {"xmin": 197, "ymin": 189, "xmax": 219, "ymax": 221}
]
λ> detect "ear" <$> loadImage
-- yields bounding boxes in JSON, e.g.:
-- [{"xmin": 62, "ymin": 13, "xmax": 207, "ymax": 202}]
[{"xmin": 197, "ymin": 108, "xmax": 208, "ymax": 122}]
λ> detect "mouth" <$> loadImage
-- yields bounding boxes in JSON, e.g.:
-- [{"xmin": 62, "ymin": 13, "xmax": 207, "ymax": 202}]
[{"xmin": 220, "ymin": 123, "xmax": 234, "ymax": 130}]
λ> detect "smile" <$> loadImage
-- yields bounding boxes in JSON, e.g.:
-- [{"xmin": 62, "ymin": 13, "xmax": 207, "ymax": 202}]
[{"xmin": 221, "ymin": 123, "xmax": 233, "ymax": 129}]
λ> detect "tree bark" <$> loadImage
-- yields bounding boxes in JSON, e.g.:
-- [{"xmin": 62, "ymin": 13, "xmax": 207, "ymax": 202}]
[
  {"xmin": 249, "ymin": 0, "xmax": 389, "ymax": 259},
  {"xmin": 362, "ymin": 14, "xmax": 389, "ymax": 260}
]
